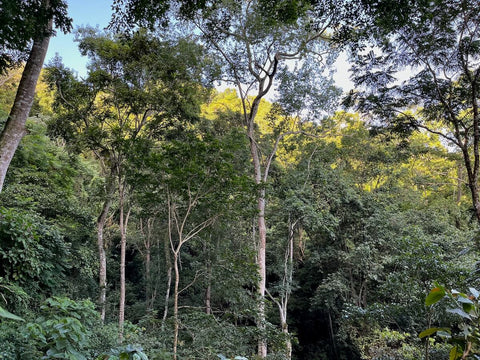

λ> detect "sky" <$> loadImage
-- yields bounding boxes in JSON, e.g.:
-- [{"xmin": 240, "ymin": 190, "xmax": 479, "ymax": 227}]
[
  {"xmin": 46, "ymin": 0, "xmax": 112, "ymax": 77},
  {"xmin": 46, "ymin": 0, "xmax": 354, "ymax": 91}
]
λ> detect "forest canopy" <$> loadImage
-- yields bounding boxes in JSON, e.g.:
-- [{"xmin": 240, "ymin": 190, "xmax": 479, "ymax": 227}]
[{"xmin": 0, "ymin": 1, "xmax": 479, "ymax": 359}]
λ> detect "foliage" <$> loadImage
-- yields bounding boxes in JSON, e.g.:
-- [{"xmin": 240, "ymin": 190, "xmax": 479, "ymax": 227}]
[
  {"xmin": 422, "ymin": 285, "xmax": 480, "ymax": 359},
  {"xmin": 0, "ymin": 305, "xmax": 24, "ymax": 322},
  {"xmin": 1, "ymin": 2, "xmax": 479, "ymax": 359},
  {"xmin": 0, "ymin": 206, "xmax": 70, "ymax": 295},
  {"xmin": 23, "ymin": 297, "xmax": 98, "ymax": 359},
  {"xmin": 98, "ymin": 344, "xmax": 148, "ymax": 360},
  {"xmin": 0, "ymin": 297, "xmax": 150, "ymax": 359},
  {"xmin": 0, "ymin": 0, "xmax": 71, "ymax": 73},
  {"xmin": 346, "ymin": 0, "xmax": 480, "ymax": 224}
]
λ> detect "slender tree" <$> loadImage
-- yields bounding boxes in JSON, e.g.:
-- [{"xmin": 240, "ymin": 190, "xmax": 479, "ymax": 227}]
[
  {"xmin": 0, "ymin": 0, "xmax": 71, "ymax": 192},
  {"xmin": 179, "ymin": 3, "xmax": 341, "ymax": 356}
]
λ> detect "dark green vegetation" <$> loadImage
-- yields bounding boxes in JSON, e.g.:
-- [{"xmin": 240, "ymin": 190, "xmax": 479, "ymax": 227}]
[{"xmin": 0, "ymin": 0, "xmax": 479, "ymax": 359}]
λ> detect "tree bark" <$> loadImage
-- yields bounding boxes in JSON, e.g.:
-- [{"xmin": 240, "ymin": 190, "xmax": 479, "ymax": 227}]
[
  {"xmin": 256, "ymin": 191, "xmax": 268, "ymax": 358},
  {"xmin": 118, "ymin": 182, "xmax": 130, "ymax": 341},
  {"xmin": 173, "ymin": 251, "xmax": 180, "ymax": 360},
  {"xmin": 97, "ymin": 195, "xmax": 112, "ymax": 323},
  {"xmin": 456, "ymin": 162, "xmax": 463, "ymax": 204},
  {"xmin": 142, "ymin": 218, "xmax": 153, "ymax": 310},
  {"xmin": 162, "ymin": 231, "xmax": 172, "ymax": 329},
  {"xmin": 0, "ymin": 19, "xmax": 52, "ymax": 192},
  {"xmin": 205, "ymin": 260, "xmax": 212, "ymax": 315}
]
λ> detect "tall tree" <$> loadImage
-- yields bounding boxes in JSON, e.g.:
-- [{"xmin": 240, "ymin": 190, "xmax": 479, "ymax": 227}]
[
  {"xmin": 155, "ymin": 2, "xmax": 340, "ymax": 356},
  {"xmin": 161, "ymin": 135, "xmax": 237, "ymax": 359},
  {"xmin": 0, "ymin": 0, "xmax": 71, "ymax": 192},
  {"xmin": 46, "ymin": 28, "xmax": 211, "ymax": 337}
]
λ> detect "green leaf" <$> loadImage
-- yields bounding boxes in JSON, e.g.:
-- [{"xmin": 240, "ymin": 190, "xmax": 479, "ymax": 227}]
[
  {"xmin": 450, "ymin": 345, "xmax": 462, "ymax": 360},
  {"xmin": 462, "ymin": 303, "xmax": 474, "ymax": 314},
  {"xmin": 0, "ymin": 305, "xmax": 24, "ymax": 321},
  {"xmin": 419, "ymin": 327, "xmax": 441, "ymax": 338},
  {"xmin": 437, "ymin": 331, "xmax": 452, "ymax": 338},
  {"xmin": 426, "ymin": 287, "xmax": 446, "ymax": 306}
]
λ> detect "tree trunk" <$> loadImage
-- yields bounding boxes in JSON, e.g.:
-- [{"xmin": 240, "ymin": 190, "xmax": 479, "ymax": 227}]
[
  {"xmin": 255, "ymin": 178, "xmax": 268, "ymax": 358},
  {"xmin": 205, "ymin": 262, "xmax": 212, "ymax": 315},
  {"xmin": 97, "ymin": 196, "xmax": 112, "ymax": 323},
  {"xmin": 118, "ymin": 183, "xmax": 130, "ymax": 341},
  {"xmin": 247, "ymin": 118, "xmax": 268, "ymax": 357},
  {"xmin": 143, "ymin": 218, "xmax": 153, "ymax": 310},
  {"xmin": 0, "ymin": 19, "xmax": 52, "ymax": 192},
  {"xmin": 328, "ymin": 311, "xmax": 339, "ymax": 360},
  {"xmin": 456, "ymin": 162, "xmax": 463, "ymax": 204},
  {"xmin": 162, "ymin": 230, "xmax": 172, "ymax": 329},
  {"xmin": 280, "ymin": 313, "xmax": 291, "ymax": 360},
  {"xmin": 173, "ymin": 251, "xmax": 180, "ymax": 360}
]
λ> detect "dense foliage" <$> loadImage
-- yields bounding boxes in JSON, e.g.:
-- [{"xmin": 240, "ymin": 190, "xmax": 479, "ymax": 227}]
[{"xmin": 0, "ymin": 1, "xmax": 479, "ymax": 359}]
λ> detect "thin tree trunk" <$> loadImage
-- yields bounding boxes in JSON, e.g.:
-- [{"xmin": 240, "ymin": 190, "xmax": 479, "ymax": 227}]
[
  {"xmin": 456, "ymin": 162, "xmax": 463, "ymax": 204},
  {"xmin": 162, "ymin": 230, "xmax": 172, "ymax": 329},
  {"xmin": 204, "ymin": 236, "xmax": 212, "ymax": 315},
  {"xmin": 143, "ymin": 218, "xmax": 153, "ymax": 310},
  {"xmin": 329, "ymin": 312, "xmax": 339, "ymax": 360},
  {"xmin": 97, "ymin": 195, "xmax": 112, "ymax": 323},
  {"xmin": 255, "ymin": 178, "xmax": 268, "ymax": 359},
  {"xmin": 0, "ymin": 18, "xmax": 52, "ymax": 192},
  {"xmin": 118, "ymin": 183, "xmax": 130, "ymax": 341},
  {"xmin": 247, "ymin": 114, "xmax": 269, "ymax": 358},
  {"xmin": 205, "ymin": 262, "xmax": 212, "ymax": 315},
  {"xmin": 173, "ymin": 251, "xmax": 180, "ymax": 360}
]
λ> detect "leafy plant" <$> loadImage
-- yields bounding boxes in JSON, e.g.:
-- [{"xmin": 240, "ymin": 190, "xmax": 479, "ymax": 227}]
[
  {"xmin": 98, "ymin": 344, "xmax": 149, "ymax": 360},
  {"xmin": 421, "ymin": 284, "xmax": 480, "ymax": 359},
  {"xmin": 24, "ymin": 297, "xmax": 98, "ymax": 359}
]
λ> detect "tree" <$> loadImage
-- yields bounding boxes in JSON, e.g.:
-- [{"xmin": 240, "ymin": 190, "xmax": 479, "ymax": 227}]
[
  {"xmin": 0, "ymin": 0, "xmax": 71, "ymax": 192},
  {"xmin": 346, "ymin": 0, "xmax": 480, "ymax": 227},
  {"xmin": 46, "ymin": 28, "xmax": 211, "ymax": 337},
  {"xmin": 161, "ymin": 135, "xmax": 239, "ymax": 359},
  {"xmin": 111, "ymin": 1, "xmax": 356, "ymax": 356},
  {"xmin": 179, "ymin": 3, "xmax": 340, "ymax": 356}
]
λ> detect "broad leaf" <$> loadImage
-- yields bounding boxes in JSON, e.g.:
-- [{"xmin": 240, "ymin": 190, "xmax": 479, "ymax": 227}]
[
  {"xmin": 447, "ymin": 308, "xmax": 472, "ymax": 320},
  {"xmin": 450, "ymin": 345, "xmax": 462, "ymax": 360},
  {"xmin": 457, "ymin": 296, "xmax": 474, "ymax": 304},
  {"xmin": 0, "ymin": 306, "xmax": 24, "ymax": 321},
  {"xmin": 426, "ymin": 287, "xmax": 446, "ymax": 306},
  {"xmin": 419, "ymin": 327, "xmax": 440, "ymax": 338},
  {"xmin": 462, "ymin": 303, "xmax": 474, "ymax": 314},
  {"xmin": 437, "ymin": 331, "xmax": 452, "ymax": 338}
]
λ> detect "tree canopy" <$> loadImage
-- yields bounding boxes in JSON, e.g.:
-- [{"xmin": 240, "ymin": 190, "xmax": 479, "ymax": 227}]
[{"xmin": 0, "ymin": 1, "xmax": 479, "ymax": 359}]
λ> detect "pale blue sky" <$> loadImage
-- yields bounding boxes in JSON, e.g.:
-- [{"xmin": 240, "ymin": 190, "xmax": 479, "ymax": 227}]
[{"xmin": 46, "ymin": 0, "xmax": 112, "ymax": 77}]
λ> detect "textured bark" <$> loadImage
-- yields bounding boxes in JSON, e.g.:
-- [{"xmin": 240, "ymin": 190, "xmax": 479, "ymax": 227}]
[
  {"xmin": 256, "ymin": 192, "xmax": 267, "ymax": 358},
  {"xmin": 456, "ymin": 163, "xmax": 463, "ymax": 204},
  {"xmin": 0, "ymin": 19, "xmax": 52, "ymax": 192},
  {"xmin": 246, "ymin": 102, "xmax": 268, "ymax": 358}
]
